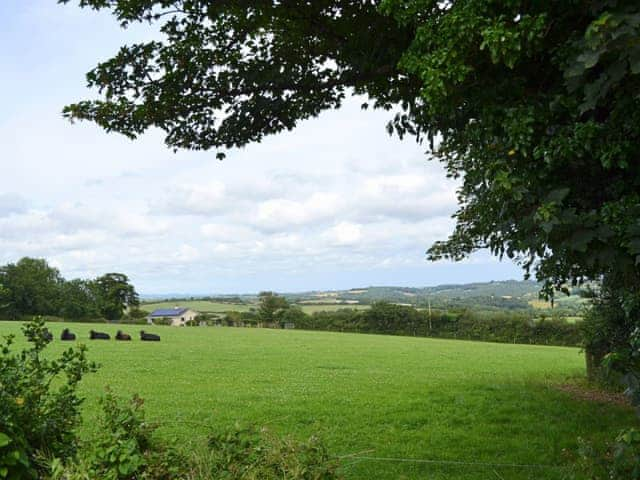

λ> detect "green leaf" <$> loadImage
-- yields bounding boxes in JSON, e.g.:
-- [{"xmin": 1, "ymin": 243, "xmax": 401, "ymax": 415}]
[
  {"xmin": 0, "ymin": 433, "xmax": 11, "ymax": 448},
  {"xmin": 630, "ymin": 47, "xmax": 640, "ymax": 74},
  {"xmin": 545, "ymin": 188, "xmax": 570, "ymax": 203},
  {"xmin": 577, "ymin": 50, "xmax": 601, "ymax": 69},
  {"xmin": 570, "ymin": 229, "xmax": 595, "ymax": 252}
]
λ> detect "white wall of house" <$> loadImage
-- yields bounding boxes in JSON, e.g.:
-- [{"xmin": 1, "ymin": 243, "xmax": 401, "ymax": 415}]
[
  {"xmin": 169, "ymin": 309, "xmax": 198, "ymax": 326},
  {"xmin": 147, "ymin": 309, "xmax": 199, "ymax": 326}
]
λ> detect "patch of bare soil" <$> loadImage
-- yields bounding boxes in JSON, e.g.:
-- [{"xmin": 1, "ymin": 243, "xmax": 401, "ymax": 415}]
[{"xmin": 556, "ymin": 383, "xmax": 631, "ymax": 408}]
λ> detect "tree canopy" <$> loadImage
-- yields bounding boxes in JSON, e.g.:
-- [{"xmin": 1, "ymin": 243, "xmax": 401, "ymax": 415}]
[
  {"xmin": 0, "ymin": 257, "xmax": 139, "ymax": 321},
  {"xmin": 92, "ymin": 273, "xmax": 140, "ymax": 320},
  {"xmin": 0, "ymin": 258, "xmax": 63, "ymax": 318},
  {"xmin": 60, "ymin": 0, "xmax": 640, "ymax": 294},
  {"xmin": 257, "ymin": 291, "xmax": 290, "ymax": 325}
]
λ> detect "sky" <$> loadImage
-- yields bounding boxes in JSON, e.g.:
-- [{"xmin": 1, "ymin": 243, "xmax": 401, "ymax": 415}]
[{"xmin": 0, "ymin": 1, "xmax": 524, "ymax": 294}]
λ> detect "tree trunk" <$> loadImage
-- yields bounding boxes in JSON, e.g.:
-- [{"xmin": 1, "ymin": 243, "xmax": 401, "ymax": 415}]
[{"xmin": 585, "ymin": 346, "xmax": 606, "ymax": 382}]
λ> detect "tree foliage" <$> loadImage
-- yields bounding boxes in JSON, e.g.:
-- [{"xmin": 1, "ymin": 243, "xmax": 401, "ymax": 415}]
[
  {"xmin": 59, "ymin": 279, "xmax": 101, "ymax": 320},
  {"xmin": 0, "ymin": 258, "xmax": 63, "ymax": 319},
  {"xmin": 0, "ymin": 258, "xmax": 138, "ymax": 321},
  {"xmin": 257, "ymin": 291, "xmax": 289, "ymax": 325},
  {"xmin": 92, "ymin": 273, "xmax": 140, "ymax": 321}
]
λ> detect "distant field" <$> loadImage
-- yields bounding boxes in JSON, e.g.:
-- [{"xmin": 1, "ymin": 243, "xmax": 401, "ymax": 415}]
[
  {"xmin": 528, "ymin": 296, "xmax": 587, "ymax": 310},
  {"xmin": 141, "ymin": 300, "xmax": 369, "ymax": 314},
  {"xmin": 141, "ymin": 300, "xmax": 254, "ymax": 313},
  {"xmin": 1, "ymin": 321, "xmax": 632, "ymax": 480},
  {"xmin": 294, "ymin": 303, "xmax": 369, "ymax": 313}
]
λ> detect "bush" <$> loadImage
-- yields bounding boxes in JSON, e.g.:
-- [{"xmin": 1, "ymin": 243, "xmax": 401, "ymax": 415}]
[
  {"xmin": 576, "ymin": 429, "xmax": 640, "ymax": 479},
  {"xmin": 207, "ymin": 425, "xmax": 340, "ymax": 479},
  {"xmin": 49, "ymin": 390, "xmax": 187, "ymax": 480},
  {"xmin": 151, "ymin": 317, "xmax": 173, "ymax": 326},
  {"xmin": 125, "ymin": 308, "xmax": 150, "ymax": 323},
  {"xmin": 0, "ymin": 318, "xmax": 97, "ymax": 478},
  {"xmin": 47, "ymin": 394, "xmax": 340, "ymax": 480}
]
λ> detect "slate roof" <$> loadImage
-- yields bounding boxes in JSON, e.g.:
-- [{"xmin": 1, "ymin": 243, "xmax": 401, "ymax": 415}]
[{"xmin": 149, "ymin": 307, "xmax": 189, "ymax": 317}]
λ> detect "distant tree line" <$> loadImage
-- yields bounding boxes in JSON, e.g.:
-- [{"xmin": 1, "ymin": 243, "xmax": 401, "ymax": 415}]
[
  {"xmin": 0, "ymin": 257, "xmax": 140, "ymax": 321},
  {"xmin": 220, "ymin": 295, "xmax": 581, "ymax": 347},
  {"xmin": 144, "ymin": 295, "xmax": 248, "ymax": 305}
]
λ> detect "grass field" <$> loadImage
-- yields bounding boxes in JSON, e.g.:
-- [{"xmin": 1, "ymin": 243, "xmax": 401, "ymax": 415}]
[
  {"xmin": 1, "ymin": 321, "xmax": 633, "ymax": 479},
  {"xmin": 141, "ymin": 300, "xmax": 255, "ymax": 313},
  {"xmin": 293, "ymin": 303, "xmax": 369, "ymax": 313},
  {"xmin": 528, "ymin": 296, "xmax": 587, "ymax": 310},
  {"xmin": 140, "ymin": 300, "xmax": 369, "ymax": 314}
]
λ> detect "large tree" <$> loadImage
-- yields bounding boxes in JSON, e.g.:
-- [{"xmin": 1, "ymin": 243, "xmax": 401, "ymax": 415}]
[
  {"xmin": 58, "ymin": 278, "xmax": 101, "ymax": 320},
  {"xmin": 0, "ymin": 258, "xmax": 63, "ymax": 318},
  {"xmin": 60, "ymin": 0, "xmax": 640, "ymax": 299},
  {"xmin": 91, "ymin": 273, "xmax": 140, "ymax": 321},
  {"xmin": 257, "ymin": 291, "xmax": 289, "ymax": 325}
]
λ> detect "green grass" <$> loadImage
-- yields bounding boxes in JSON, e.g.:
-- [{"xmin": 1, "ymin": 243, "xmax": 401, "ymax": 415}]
[
  {"xmin": 293, "ymin": 303, "xmax": 369, "ymax": 313},
  {"xmin": 1, "ymin": 321, "xmax": 633, "ymax": 479},
  {"xmin": 141, "ymin": 300, "xmax": 255, "ymax": 313},
  {"xmin": 141, "ymin": 300, "xmax": 370, "ymax": 314},
  {"xmin": 529, "ymin": 295, "xmax": 587, "ymax": 310}
]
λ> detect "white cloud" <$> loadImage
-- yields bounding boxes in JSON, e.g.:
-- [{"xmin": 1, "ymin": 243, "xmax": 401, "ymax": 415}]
[
  {"xmin": 324, "ymin": 222, "xmax": 363, "ymax": 246},
  {"xmin": 154, "ymin": 181, "xmax": 227, "ymax": 215},
  {"xmin": 253, "ymin": 192, "xmax": 342, "ymax": 231}
]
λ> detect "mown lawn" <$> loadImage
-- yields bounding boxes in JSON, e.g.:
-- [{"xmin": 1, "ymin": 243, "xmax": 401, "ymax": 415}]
[{"xmin": 0, "ymin": 321, "xmax": 633, "ymax": 479}]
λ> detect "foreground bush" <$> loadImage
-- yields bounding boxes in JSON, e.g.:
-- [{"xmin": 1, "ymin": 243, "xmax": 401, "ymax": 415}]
[
  {"xmin": 48, "ymin": 390, "xmax": 186, "ymax": 480},
  {"xmin": 577, "ymin": 276, "xmax": 640, "ymax": 478},
  {"xmin": 207, "ymin": 426, "xmax": 339, "ymax": 479},
  {"xmin": 48, "ymin": 394, "xmax": 340, "ymax": 480},
  {"xmin": 0, "ymin": 318, "xmax": 96, "ymax": 478},
  {"xmin": 576, "ymin": 429, "xmax": 640, "ymax": 479}
]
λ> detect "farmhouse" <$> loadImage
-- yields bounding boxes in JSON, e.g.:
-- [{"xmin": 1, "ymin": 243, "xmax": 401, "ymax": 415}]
[{"xmin": 147, "ymin": 307, "xmax": 198, "ymax": 326}]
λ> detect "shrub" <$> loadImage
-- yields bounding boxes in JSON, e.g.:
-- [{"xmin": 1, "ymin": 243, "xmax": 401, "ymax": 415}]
[
  {"xmin": 47, "ymin": 394, "xmax": 340, "ymax": 480},
  {"xmin": 0, "ymin": 318, "xmax": 97, "ymax": 478},
  {"xmin": 151, "ymin": 317, "xmax": 173, "ymax": 326},
  {"xmin": 576, "ymin": 429, "xmax": 640, "ymax": 479},
  {"xmin": 123, "ymin": 308, "xmax": 150, "ymax": 324},
  {"xmin": 128, "ymin": 308, "xmax": 149, "ymax": 319},
  {"xmin": 207, "ymin": 425, "xmax": 340, "ymax": 479},
  {"xmin": 48, "ymin": 389, "xmax": 187, "ymax": 480}
]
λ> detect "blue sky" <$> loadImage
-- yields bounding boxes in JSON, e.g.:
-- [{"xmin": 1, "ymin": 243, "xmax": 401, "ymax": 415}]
[{"xmin": 0, "ymin": 1, "xmax": 523, "ymax": 294}]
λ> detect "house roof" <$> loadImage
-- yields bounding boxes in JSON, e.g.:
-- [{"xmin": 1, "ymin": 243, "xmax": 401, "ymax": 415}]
[{"xmin": 149, "ymin": 307, "xmax": 190, "ymax": 317}]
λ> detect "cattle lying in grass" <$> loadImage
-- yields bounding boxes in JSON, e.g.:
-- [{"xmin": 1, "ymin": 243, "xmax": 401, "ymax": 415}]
[
  {"xmin": 140, "ymin": 331, "xmax": 160, "ymax": 341},
  {"xmin": 60, "ymin": 328, "xmax": 76, "ymax": 341},
  {"xmin": 90, "ymin": 330, "xmax": 110, "ymax": 340},
  {"xmin": 43, "ymin": 328, "xmax": 53, "ymax": 341},
  {"xmin": 115, "ymin": 330, "xmax": 131, "ymax": 341}
]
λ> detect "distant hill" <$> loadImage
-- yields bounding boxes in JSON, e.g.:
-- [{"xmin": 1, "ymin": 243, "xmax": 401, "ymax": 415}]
[
  {"xmin": 283, "ymin": 280, "xmax": 546, "ymax": 311},
  {"xmin": 142, "ymin": 280, "xmax": 588, "ymax": 315}
]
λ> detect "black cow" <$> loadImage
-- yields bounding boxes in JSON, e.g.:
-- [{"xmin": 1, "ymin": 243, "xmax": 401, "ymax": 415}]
[
  {"xmin": 43, "ymin": 328, "xmax": 53, "ymax": 341},
  {"xmin": 140, "ymin": 330, "xmax": 160, "ymax": 342},
  {"xmin": 115, "ymin": 330, "xmax": 132, "ymax": 341},
  {"xmin": 60, "ymin": 328, "xmax": 76, "ymax": 341},
  {"xmin": 90, "ymin": 330, "xmax": 110, "ymax": 340}
]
